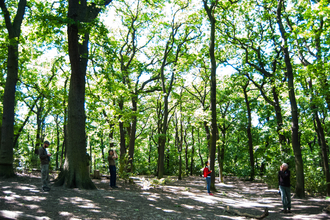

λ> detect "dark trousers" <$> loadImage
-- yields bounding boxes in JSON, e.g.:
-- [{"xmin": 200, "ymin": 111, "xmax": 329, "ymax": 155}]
[
  {"xmin": 41, "ymin": 164, "xmax": 49, "ymax": 188},
  {"xmin": 109, "ymin": 165, "xmax": 116, "ymax": 187}
]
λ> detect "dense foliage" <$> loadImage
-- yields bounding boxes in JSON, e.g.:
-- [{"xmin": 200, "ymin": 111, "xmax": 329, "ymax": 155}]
[{"xmin": 0, "ymin": 0, "xmax": 329, "ymax": 195}]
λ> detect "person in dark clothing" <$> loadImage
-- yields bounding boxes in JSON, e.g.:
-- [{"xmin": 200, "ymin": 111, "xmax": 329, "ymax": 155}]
[
  {"xmin": 278, "ymin": 163, "xmax": 291, "ymax": 213},
  {"xmin": 203, "ymin": 161, "xmax": 213, "ymax": 195},
  {"xmin": 108, "ymin": 149, "xmax": 118, "ymax": 188},
  {"xmin": 39, "ymin": 141, "xmax": 51, "ymax": 191}
]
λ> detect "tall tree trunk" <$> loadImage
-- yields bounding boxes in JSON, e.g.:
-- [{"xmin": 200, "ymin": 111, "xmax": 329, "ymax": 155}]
[
  {"xmin": 243, "ymin": 83, "xmax": 254, "ymax": 180},
  {"xmin": 148, "ymin": 133, "xmax": 152, "ymax": 167},
  {"xmin": 158, "ymin": 98, "xmax": 169, "ymax": 178},
  {"xmin": 190, "ymin": 126, "xmax": 194, "ymax": 176},
  {"xmin": 109, "ymin": 123, "xmax": 115, "ymax": 149},
  {"xmin": 60, "ymin": 78, "xmax": 68, "ymax": 170},
  {"xmin": 55, "ymin": 115, "xmax": 60, "ymax": 170},
  {"xmin": 156, "ymin": 9, "xmax": 194, "ymax": 177},
  {"xmin": 272, "ymin": 86, "xmax": 288, "ymax": 149},
  {"xmin": 35, "ymin": 104, "xmax": 44, "ymax": 151},
  {"xmin": 246, "ymin": 70, "xmax": 289, "ymax": 152},
  {"xmin": 179, "ymin": 115, "xmax": 183, "ymax": 180},
  {"xmin": 175, "ymin": 112, "xmax": 183, "ymax": 180},
  {"xmin": 60, "ymin": 111, "xmax": 67, "ymax": 171},
  {"xmin": 101, "ymin": 135, "xmax": 105, "ymax": 162},
  {"xmin": 118, "ymin": 98, "xmax": 127, "ymax": 174},
  {"xmin": 203, "ymin": 0, "xmax": 218, "ymax": 191},
  {"xmin": 218, "ymin": 130, "xmax": 225, "ymax": 182},
  {"xmin": 60, "ymin": 140, "xmax": 65, "ymax": 170},
  {"xmin": 56, "ymin": 18, "xmax": 94, "ymax": 188},
  {"xmin": 218, "ymin": 102, "xmax": 230, "ymax": 182},
  {"xmin": 184, "ymin": 126, "xmax": 189, "ymax": 175},
  {"xmin": 89, "ymin": 139, "xmax": 92, "ymax": 174},
  {"xmin": 0, "ymin": 0, "xmax": 26, "ymax": 177},
  {"xmin": 277, "ymin": 0, "xmax": 304, "ymax": 198},
  {"xmin": 128, "ymin": 95, "xmax": 138, "ymax": 173},
  {"xmin": 203, "ymin": 122, "xmax": 211, "ymax": 156},
  {"xmin": 56, "ymin": 0, "xmax": 113, "ymax": 188},
  {"xmin": 178, "ymin": 152, "xmax": 182, "ymax": 180},
  {"xmin": 197, "ymin": 128, "xmax": 203, "ymax": 167},
  {"xmin": 157, "ymin": 51, "xmax": 174, "ymax": 178},
  {"xmin": 309, "ymin": 80, "xmax": 330, "ymax": 196},
  {"xmin": 103, "ymin": 103, "xmax": 115, "ymax": 151}
]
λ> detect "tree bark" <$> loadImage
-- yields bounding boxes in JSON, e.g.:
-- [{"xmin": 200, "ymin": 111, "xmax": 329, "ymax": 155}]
[
  {"xmin": 35, "ymin": 104, "xmax": 44, "ymax": 151},
  {"xmin": 184, "ymin": 125, "xmax": 189, "ymax": 175},
  {"xmin": 197, "ymin": 128, "xmax": 204, "ymax": 168},
  {"xmin": 56, "ymin": 15, "xmax": 95, "ymax": 188},
  {"xmin": 218, "ymin": 101, "xmax": 231, "ymax": 182},
  {"xmin": 148, "ymin": 132, "xmax": 153, "ymax": 170},
  {"xmin": 276, "ymin": 0, "xmax": 305, "ymax": 198},
  {"xmin": 175, "ymin": 113, "xmax": 182, "ymax": 180},
  {"xmin": 128, "ymin": 95, "xmax": 138, "ymax": 172},
  {"xmin": 309, "ymin": 80, "xmax": 330, "ymax": 196},
  {"xmin": 245, "ymin": 74, "xmax": 288, "ymax": 152},
  {"xmin": 158, "ymin": 71, "xmax": 172, "ymax": 178},
  {"xmin": 203, "ymin": 0, "xmax": 218, "ymax": 191},
  {"xmin": 0, "ymin": 0, "xmax": 26, "ymax": 177},
  {"xmin": 118, "ymin": 98, "xmax": 127, "ymax": 174},
  {"xmin": 242, "ymin": 83, "xmax": 254, "ymax": 180},
  {"xmin": 190, "ymin": 126, "xmax": 194, "ymax": 176},
  {"xmin": 56, "ymin": 0, "xmax": 113, "ymax": 188},
  {"xmin": 272, "ymin": 86, "xmax": 289, "ymax": 149},
  {"xmin": 218, "ymin": 129, "xmax": 225, "ymax": 182},
  {"xmin": 55, "ymin": 115, "xmax": 60, "ymax": 170}
]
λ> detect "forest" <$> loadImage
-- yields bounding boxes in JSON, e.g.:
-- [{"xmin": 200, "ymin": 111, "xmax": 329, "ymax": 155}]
[{"xmin": 0, "ymin": 0, "xmax": 329, "ymax": 199}]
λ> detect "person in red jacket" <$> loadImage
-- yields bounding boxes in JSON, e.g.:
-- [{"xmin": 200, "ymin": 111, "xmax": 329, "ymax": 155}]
[{"xmin": 203, "ymin": 161, "xmax": 213, "ymax": 195}]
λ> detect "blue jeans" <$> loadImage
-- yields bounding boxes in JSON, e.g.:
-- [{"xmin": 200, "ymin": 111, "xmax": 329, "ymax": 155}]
[
  {"xmin": 109, "ymin": 165, "xmax": 116, "ymax": 187},
  {"xmin": 205, "ymin": 176, "xmax": 211, "ymax": 193},
  {"xmin": 279, "ymin": 185, "xmax": 291, "ymax": 210}
]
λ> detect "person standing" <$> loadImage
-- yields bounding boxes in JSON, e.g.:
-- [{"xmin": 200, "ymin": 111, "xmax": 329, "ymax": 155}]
[
  {"xmin": 108, "ymin": 149, "xmax": 118, "ymax": 188},
  {"xmin": 278, "ymin": 163, "xmax": 291, "ymax": 213},
  {"xmin": 39, "ymin": 141, "xmax": 51, "ymax": 191},
  {"xmin": 203, "ymin": 161, "xmax": 213, "ymax": 195}
]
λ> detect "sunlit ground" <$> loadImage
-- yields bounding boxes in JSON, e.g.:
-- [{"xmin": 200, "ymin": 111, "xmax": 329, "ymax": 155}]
[{"xmin": 1, "ymin": 174, "xmax": 329, "ymax": 220}]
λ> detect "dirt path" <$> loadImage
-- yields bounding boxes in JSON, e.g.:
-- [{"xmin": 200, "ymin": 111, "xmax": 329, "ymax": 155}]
[{"xmin": 1, "ymin": 173, "xmax": 329, "ymax": 219}]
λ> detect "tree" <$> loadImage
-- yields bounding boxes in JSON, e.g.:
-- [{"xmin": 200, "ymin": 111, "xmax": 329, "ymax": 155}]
[
  {"xmin": 202, "ymin": 0, "xmax": 218, "ymax": 190},
  {"xmin": 276, "ymin": 0, "xmax": 304, "ymax": 198},
  {"xmin": 289, "ymin": 0, "xmax": 330, "ymax": 196},
  {"xmin": 183, "ymin": 70, "xmax": 211, "ymax": 156},
  {"xmin": 55, "ymin": 0, "xmax": 113, "ymax": 189},
  {"xmin": 217, "ymin": 78, "xmax": 234, "ymax": 182},
  {"xmin": 0, "ymin": 0, "xmax": 27, "ymax": 177},
  {"xmin": 113, "ymin": 0, "xmax": 160, "ymax": 173},
  {"xmin": 308, "ymin": 80, "xmax": 330, "ymax": 196},
  {"xmin": 156, "ymin": 2, "xmax": 200, "ymax": 178},
  {"xmin": 220, "ymin": 0, "xmax": 290, "ymax": 152},
  {"xmin": 175, "ymin": 110, "xmax": 183, "ymax": 180},
  {"xmin": 242, "ymin": 80, "xmax": 254, "ymax": 180}
]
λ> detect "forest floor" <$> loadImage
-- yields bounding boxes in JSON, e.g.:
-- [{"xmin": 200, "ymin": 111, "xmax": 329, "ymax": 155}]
[{"xmin": 0, "ymin": 172, "xmax": 330, "ymax": 220}]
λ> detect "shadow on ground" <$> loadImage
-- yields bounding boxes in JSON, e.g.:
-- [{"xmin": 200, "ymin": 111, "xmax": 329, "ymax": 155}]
[{"xmin": 0, "ymin": 174, "xmax": 329, "ymax": 219}]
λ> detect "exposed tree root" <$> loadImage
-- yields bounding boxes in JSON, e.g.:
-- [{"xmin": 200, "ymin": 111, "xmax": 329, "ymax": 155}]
[
  {"xmin": 226, "ymin": 206, "xmax": 269, "ymax": 219},
  {"xmin": 54, "ymin": 169, "xmax": 96, "ymax": 189}
]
